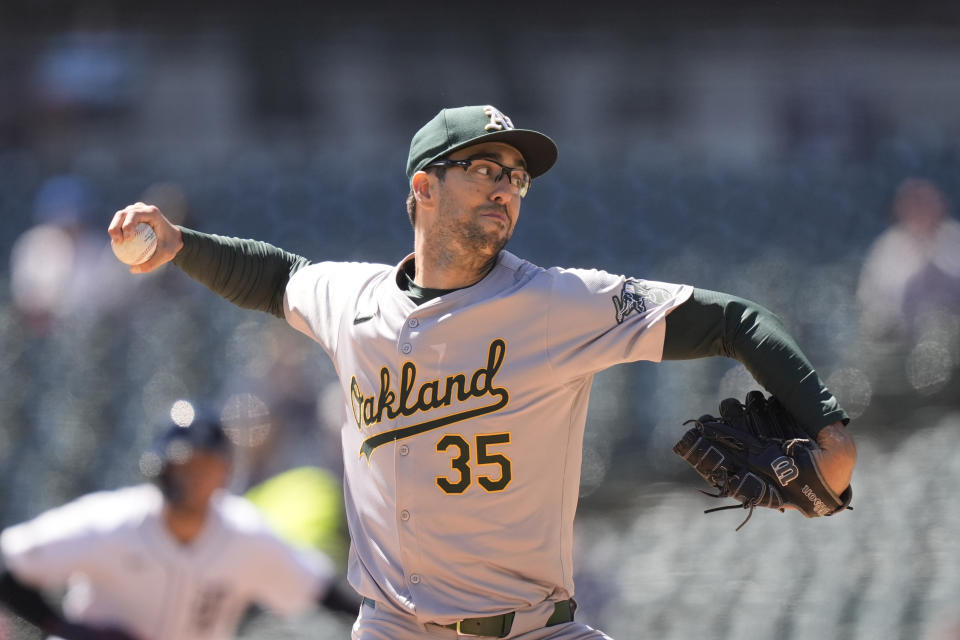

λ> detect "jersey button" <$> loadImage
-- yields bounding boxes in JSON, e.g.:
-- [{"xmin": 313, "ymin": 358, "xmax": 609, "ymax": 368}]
[
  {"xmin": 407, "ymin": 318, "xmax": 419, "ymax": 328},
  {"xmin": 409, "ymin": 574, "xmax": 421, "ymax": 584},
  {"xmin": 400, "ymin": 343, "xmax": 412, "ymax": 354},
  {"xmin": 398, "ymin": 444, "xmax": 409, "ymax": 456},
  {"xmin": 400, "ymin": 510, "xmax": 410, "ymax": 521}
]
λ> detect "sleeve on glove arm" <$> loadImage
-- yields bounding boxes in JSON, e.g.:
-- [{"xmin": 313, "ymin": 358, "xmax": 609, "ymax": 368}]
[
  {"xmin": 662, "ymin": 288, "xmax": 848, "ymax": 435},
  {"xmin": 172, "ymin": 227, "xmax": 311, "ymax": 318}
]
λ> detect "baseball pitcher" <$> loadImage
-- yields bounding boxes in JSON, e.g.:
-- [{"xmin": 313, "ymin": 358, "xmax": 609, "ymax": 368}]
[{"xmin": 107, "ymin": 105, "xmax": 856, "ymax": 639}]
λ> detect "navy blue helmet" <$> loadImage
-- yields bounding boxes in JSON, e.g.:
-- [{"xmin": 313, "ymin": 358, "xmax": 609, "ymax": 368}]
[{"xmin": 139, "ymin": 402, "xmax": 232, "ymax": 500}]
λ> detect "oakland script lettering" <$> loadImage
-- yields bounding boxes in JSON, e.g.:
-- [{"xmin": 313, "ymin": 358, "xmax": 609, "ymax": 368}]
[{"xmin": 351, "ymin": 339, "xmax": 510, "ymax": 460}]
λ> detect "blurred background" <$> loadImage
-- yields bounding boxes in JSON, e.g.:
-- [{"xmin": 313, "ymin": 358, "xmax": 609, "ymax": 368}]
[{"xmin": 2, "ymin": 1, "xmax": 960, "ymax": 638}]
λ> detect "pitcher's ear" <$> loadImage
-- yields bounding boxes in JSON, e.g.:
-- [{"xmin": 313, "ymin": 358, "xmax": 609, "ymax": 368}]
[{"xmin": 412, "ymin": 171, "xmax": 433, "ymax": 203}]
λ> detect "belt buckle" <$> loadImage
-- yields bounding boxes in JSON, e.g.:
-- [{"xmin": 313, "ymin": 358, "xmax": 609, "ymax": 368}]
[{"xmin": 455, "ymin": 621, "xmax": 480, "ymax": 637}]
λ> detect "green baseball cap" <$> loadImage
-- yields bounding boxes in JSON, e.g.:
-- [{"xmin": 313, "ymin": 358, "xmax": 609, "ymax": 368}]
[{"xmin": 406, "ymin": 105, "xmax": 558, "ymax": 183}]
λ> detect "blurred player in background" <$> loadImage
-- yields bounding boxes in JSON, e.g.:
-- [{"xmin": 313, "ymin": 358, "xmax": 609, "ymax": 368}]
[
  {"xmin": 857, "ymin": 176, "xmax": 960, "ymax": 341},
  {"xmin": 856, "ymin": 177, "xmax": 960, "ymax": 403},
  {"xmin": 0, "ymin": 402, "xmax": 360, "ymax": 640}
]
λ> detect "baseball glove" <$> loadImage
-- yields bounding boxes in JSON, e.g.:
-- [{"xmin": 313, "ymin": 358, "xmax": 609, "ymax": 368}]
[{"xmin": 673, "ymin": 390, "xmax": 852, "ymax": 530}]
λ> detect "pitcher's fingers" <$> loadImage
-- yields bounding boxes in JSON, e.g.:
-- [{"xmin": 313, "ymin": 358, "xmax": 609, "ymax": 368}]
[
  {"xmin": 107, "ymin": 209, "xmax": 129, "ymax": 240},
  {"xmin": 119, "ymin": 203, "xmax": 157, "ymax": 237},
  {"xmin": 110, "ymin": 203, "xmax": 148, "ymax": 241}
]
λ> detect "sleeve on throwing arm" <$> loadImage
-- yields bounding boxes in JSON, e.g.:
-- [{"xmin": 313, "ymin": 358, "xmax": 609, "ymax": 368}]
[
  {"xmin": 172, "ymin": 227, "xmax": 311, "ymax": 318},
  {"xmin": 662, "ymin": 287, "xmax": 848, "ymax": 434}
]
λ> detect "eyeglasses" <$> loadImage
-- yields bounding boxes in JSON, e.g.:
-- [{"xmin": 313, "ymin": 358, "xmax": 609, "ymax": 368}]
[{"xmin": 427, "ymin": 157, "xmax": 531, "ymax": 198}]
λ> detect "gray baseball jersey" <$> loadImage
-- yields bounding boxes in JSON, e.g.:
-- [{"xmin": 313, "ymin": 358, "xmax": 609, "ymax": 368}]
[
  {"xmin": 0, "ymin": 484, "xmax": 333, "ymax": 640},
  {"xmin": 284, "ymin": 249, "xmax": 691, "ymax": 625}
]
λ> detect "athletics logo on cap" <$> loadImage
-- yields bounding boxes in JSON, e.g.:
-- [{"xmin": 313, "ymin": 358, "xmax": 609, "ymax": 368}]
[{"xmin": 483, "ymin": 106, "xmax": 515, "ymax": 131}]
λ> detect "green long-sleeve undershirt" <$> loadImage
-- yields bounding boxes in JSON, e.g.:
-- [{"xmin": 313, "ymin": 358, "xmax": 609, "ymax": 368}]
[
  {"xmin": 663, "ymin": 289, "xmax": 847, "ymax": 434},
  {"xmin": 172, "ymin": 227, "xmax": 847, "ymax": 434},
  {"xmin": 173, "ymin": 228, "xmax": 310, "ymax": 318}
]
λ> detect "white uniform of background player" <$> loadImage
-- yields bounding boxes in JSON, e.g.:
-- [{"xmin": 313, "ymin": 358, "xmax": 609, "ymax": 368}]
[
  {"xmin": 2, "ymin": 485, "xmax": 328, "ymax": 640},
  {"xmin": 0, "ymin": 406, "xmax": 353, "ymax": 640}
]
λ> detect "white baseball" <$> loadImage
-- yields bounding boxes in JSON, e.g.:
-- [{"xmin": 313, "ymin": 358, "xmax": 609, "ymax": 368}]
[{"xmin": 112, "ymin": 222, "xmax": 158, "ymax": 265}]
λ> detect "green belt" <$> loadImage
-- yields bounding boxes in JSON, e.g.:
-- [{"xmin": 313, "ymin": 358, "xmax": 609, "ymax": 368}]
[{"xmin": 360, "ymin": 597, "xmax": 575, "ymax": 637}]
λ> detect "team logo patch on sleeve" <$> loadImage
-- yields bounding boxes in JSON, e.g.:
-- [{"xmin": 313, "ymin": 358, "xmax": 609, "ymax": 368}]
[{"xmin": 612, "ymin": 279, "xmax": 674, "ymax": 324}]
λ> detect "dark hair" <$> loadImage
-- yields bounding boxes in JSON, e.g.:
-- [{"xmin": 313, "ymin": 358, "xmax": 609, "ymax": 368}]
[
  {"xmin": 405, "ymin": 165, "xmax": 448, "ymax": 227},
  {"xmin": 405, "ymin": 189, "xmax": 416, "ymax": 227}
]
